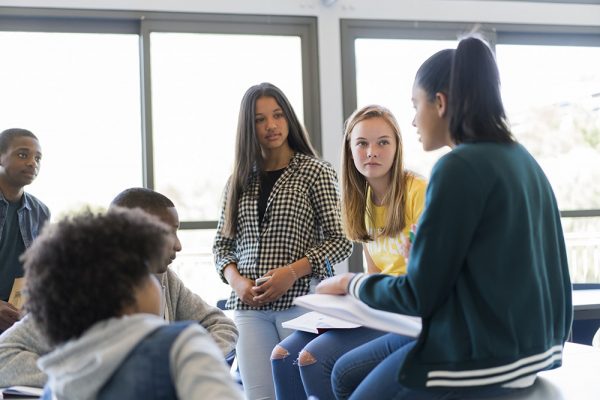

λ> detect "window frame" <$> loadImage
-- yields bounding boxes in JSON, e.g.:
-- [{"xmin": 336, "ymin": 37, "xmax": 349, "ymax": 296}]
[{"xmin": 0, "ymin": 7, "xmax": 321, "ymax": 230}]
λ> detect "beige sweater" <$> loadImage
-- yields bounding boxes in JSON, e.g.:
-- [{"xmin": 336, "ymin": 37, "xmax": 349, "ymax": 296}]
[{"xmin": 0, "ymin": 269, "xmax": 238, "ymax": 388}]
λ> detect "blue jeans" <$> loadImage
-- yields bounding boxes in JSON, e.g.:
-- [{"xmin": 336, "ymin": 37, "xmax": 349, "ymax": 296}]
[
  {"xmin": 234, "ymin": 307, "xmax": 307, "ymax": 400},
  {"xmin": 333, "ymin": 333, "xmax": 523, "ymax": 400},
  {"xmin": 272, "ymin": 327, "xmax": 386, "ymax": 400}
]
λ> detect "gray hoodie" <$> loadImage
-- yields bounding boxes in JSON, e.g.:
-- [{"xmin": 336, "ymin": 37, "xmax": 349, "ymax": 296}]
[
  {"xmin": 38, "ymin": 314, "xmax": 243, "ymax": 400},
  {"xmin": 0, "ymin": 269, "xmax": 238, "ymax": 388}
]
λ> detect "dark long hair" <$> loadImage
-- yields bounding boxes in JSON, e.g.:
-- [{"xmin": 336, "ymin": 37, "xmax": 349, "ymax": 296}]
[
  {"xmin": 415, "ymin": 36, "xmax": 514, "ymax": 145},
  {"xmin": 222, "ymin": 82, "xmax": 317, "ymax": 237}
]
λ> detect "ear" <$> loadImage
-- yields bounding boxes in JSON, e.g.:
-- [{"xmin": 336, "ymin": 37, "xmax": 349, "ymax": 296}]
[{"xmin": 435, "ymin": 92, "xmax": 448, "ymax": 118}]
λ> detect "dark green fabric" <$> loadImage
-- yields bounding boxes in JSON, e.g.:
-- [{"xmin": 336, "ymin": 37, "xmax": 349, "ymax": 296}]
[{"xmin": 359, "ymin": 143, "xmax": 572, "ymax": 388}]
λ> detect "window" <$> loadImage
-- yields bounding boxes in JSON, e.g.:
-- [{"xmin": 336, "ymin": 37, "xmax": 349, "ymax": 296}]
[
  {"xmin": 150, "ymin": 32, "xmax": 304, "ymax": 221},
  {"xmin": 355, "ymin": 38, "xmax": 455, "ymax": 177},
  {"xmin": 0, "ymin": 30, "xmax": 143, "ymax": 217},
  {"xmin": 496, "ymin": 43, "xmax": 600, "ymax": 211},
  {"xmin": 1, "ymin": 10, "xmax": 320, "ymax": 305},
  {"xmin": 342, "ymin": 20, "xmax": 600, "ymax": 281}
]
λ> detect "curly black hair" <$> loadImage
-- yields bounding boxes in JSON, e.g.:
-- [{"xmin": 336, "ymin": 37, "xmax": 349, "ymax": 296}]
[{"xmin": 22, "ymin": 207, "xmax": 171, "ymax": 346}]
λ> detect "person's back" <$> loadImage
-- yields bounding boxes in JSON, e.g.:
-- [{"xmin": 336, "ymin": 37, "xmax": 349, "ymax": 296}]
[
  {"xmin": 413, "ymin": 141, "xmax": 571, "ymax": 372},
  {"xmin": 98, "ymin": 321, "xmax": 191, "ymax": 399},
  {"xmin": 317, "ymin": 36, "xmax": 572, "ymax": 399},
  {"xmin": 21, "ymin": 209, "xmax": 242, "ymax": 400},
  {"xmin": 0, "ymin": 188, "xmax": 237, "ymax": 389},
  {"xmin": 39, "ymin": 315, "xmax": 239, "ymax": 400}
]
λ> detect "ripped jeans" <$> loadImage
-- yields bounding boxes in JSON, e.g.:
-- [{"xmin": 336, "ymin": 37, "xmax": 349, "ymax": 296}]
[{"xmin": 271, "ymin": 327, "xmax": 386, "ymax": 400}]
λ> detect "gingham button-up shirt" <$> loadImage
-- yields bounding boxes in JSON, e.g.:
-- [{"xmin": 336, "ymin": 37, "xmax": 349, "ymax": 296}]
[{"xmin": 213, "ymin": 153, "xmax": 352, "ymax": 310}]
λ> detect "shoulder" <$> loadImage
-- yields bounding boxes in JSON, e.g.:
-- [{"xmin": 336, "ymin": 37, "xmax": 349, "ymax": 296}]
[
  {"xmin": 293, "ymin": 154, "xmax": 336, "ymax": 178},
  {"xmin": 164, "ymin": 268, "xmax": 183, "ymax": 287},
  {"xmin": 406, "ymin": 173, "xmax": 427, "ymax": 194},
  {"xmin": 296, "ymin": 153, "xmax": 331, "ymax": 169},
  {"xmin": 23, "ymin": 192, "xmax": 50, "ymax": 217},
  {"xmin": 431, "ymin": 145, "xmax": 485, "ymax": 181}
]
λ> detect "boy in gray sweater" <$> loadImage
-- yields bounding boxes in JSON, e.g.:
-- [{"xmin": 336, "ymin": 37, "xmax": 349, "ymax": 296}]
[{"xmin": 0, "ymin": 188, "xmax": 238, "ymax": 388}]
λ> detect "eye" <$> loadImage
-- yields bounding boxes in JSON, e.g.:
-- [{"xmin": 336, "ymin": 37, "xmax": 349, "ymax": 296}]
[
  {"xmin": 355, "ymin": 141, "xmax": 367, "ymax": 147},
  {"xmin": 17, "ymin": 152, "xmax": 27, "ymax": 159},
  {"xmin": 255, "ymin": 116, "xmax": 265, "ymax": 124},
  {"xmin": 274, "ymin": 112, "xmax": 285, "ymax": 120},
  {"xmin": 378, "ymin": 140, "xmax": 390, "ymax": 146},
  {"xmin": 35, "ymin": 156, "xmax": 42, "ymax": 162}
]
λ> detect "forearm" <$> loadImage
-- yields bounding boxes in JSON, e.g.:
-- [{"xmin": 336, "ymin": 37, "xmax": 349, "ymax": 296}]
[
  {"xmin": 0, "ymin": 317, "xmax": 49, "ymax": 387},
  {"xmin": 198, "ymin": 311, "xmax": 238, "ymax": 356},
  {"xmin": 170, "ymin": 271, "xmax": 239, "ymax": 355},
  {"xmin": 0, "ymin": 349, "xmax": 46, "ymax": 387},
  {"xmin": 172, "ymin": 326, "xmax": 244, "ymax": 400},
  {"xmin": 223, "ymin": 263, "xmax": 242, "ymax": 285},
  {"xmin": 288, "ymin": 257, "xmax": 312, "ymax": 279}
]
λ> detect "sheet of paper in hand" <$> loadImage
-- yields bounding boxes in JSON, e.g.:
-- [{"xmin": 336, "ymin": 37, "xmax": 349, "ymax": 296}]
[{"xmin": 293, "ymin": 294, "xmax": 422, "ymax": 337}]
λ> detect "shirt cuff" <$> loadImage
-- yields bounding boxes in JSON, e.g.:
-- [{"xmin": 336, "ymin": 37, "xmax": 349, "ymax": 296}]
[{"xmin": 347, "ymin": 273, "xmax": 369, "ymax": 299}]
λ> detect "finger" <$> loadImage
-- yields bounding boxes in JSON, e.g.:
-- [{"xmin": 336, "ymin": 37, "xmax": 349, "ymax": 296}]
[
  {"xmin": 0, "ymin": 307, "xmax": 20, "ymax": 320},
  {"xmin": 1, "ymin": 301, "xmax": 19, "ymax": 312},
  {"xmin": 254, "ymin": 290, "xmax": 278, "ymax": 303}
]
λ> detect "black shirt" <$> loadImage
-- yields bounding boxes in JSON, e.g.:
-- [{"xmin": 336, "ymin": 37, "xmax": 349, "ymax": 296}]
[
  {"xmin": 0, "ymin": 200, "xmax": 25, "ymax": 301},
  {"xmin": 258, "ymin": 168, "xmax": 286, "ymax": 226}
]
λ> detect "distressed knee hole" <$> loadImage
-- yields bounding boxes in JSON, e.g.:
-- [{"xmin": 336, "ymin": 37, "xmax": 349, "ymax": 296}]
[
  {"xmin": 271, "ymin": 345, "xmax": 290, "ymax": 360},
  {"xmin": 298, "ymin": 349, "xmax": 317, "ymax": 366}
]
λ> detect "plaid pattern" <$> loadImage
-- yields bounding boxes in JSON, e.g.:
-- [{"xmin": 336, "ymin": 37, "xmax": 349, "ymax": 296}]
[{"xmin": 213, "ymin": 153, "xmax": 352, "ymax": 310}]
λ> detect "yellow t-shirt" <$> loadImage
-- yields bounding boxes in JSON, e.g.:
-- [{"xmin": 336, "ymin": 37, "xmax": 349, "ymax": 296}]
[{"xmin": 364, "ymin": 175, "xmax": 427, "ymax": 276}]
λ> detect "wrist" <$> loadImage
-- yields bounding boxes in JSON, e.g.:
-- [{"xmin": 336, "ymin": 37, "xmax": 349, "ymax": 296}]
[
  {"xmin": 287, "ymin": 264, "xmax": 299, "ymax": 281},
  {"xmin": 346, "ymin": 273, "xmax": 361, "ymax": 295}
]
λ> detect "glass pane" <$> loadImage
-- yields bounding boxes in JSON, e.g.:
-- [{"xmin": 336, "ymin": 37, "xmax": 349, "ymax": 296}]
[
  {"xmin": 497, "ymin": 44, "xmax": 600, "ymax": 210},
  {"xmin": 151, "ymin": 33, "xmax": 304, "ymax": 221},
  {"xmin": 169, "ymin": 229, "xmax": 231, "ymax": 307},
  {"xmin": 562, "ymin": 217, "xmax": 600, "ymax": 283},
  {"xmin": 355, "ymin": 38, "xmax": 456, "ymax": 178},
  {"xmin": 0, "ymin": 32, "xmax": 143, "ymax": 218}
]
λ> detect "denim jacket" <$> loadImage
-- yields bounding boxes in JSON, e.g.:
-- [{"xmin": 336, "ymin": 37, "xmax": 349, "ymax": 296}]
[{"xmin": 0, "ymin": 191, "xmax": 50, "ymax": 248}]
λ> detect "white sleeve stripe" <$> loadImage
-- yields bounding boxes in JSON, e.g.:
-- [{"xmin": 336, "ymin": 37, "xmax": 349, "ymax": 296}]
[
  {"xmin": 426, "ymin": 352, "xmax": 561, "ymax": 387},
  {"xmin": 348, "ymin": 273, "xmax": 367, "ymax": 298},
  {"xmin": 428, "ymin": 344, "xmax": 563, "ymax": 378}
]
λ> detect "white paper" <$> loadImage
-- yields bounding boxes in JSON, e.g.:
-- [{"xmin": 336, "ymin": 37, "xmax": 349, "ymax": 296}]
[
  {"xmin": 293, "ymin": 294, "xmax": 421, "ymax": 337},
  {"xmin": 282, "ymin": 311, "xmax": 361, "ymax": 333}
]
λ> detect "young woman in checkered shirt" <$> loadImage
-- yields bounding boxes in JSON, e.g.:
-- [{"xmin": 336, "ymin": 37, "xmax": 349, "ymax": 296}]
[
  {"xmin": 213, "ymin": 82, "xmax": 352, "ymax": 400},
  {"xmin": 271, "ymin": 105, "xmax": 427, "ymax": 400}
]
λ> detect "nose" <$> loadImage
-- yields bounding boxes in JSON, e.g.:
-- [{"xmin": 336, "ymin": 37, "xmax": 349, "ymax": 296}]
[
  {"xmin": 412, "ymin": 115, "xmax": 416, "ymax": 128},
  {"xmin": 173, "ymin": 234, "xmax": 182, "ymax": 253},
  {"xmin": 266, "ymin": 117, "xmax": 277, "ymax": 131},
  {"xmin": 367, "ymin": 145, "xmax": 377, "ymax": 158},
  {"xmin": 26, "ymin": 157, "xmax": 39, "ymax": 168}
]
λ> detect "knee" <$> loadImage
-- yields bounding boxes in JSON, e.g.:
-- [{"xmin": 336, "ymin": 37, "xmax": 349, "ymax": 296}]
[
  {"xmin": 271, "ymin": 345, "xmax": 290, "ymax": 360},
  {"xmin": 298, "ymin": 349, "xmax": 317, "ymax": 366}
]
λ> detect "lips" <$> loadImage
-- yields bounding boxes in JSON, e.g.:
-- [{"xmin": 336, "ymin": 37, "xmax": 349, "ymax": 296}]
[{"xmin": 265, "ymin": 133, "xmax": 281, "ymax": 141}]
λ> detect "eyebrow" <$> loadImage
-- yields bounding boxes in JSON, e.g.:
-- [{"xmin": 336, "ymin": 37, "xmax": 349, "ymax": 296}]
[
  {"xmin": 256, "ymin": 108, "xmax": 283, "ymax": 116},
  {"xmin": 14, "ymin": 147, "xmax": 42, "ymax": 155},
  {"xmin": 354, "ymin": 134, "xmax": 393, "ymax": 140}
]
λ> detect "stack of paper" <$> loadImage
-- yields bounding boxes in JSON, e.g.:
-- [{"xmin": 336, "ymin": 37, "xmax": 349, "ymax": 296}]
[
  {"xmin": 1, "ymin": 386, "xmax": 44, "ymax": 399},
  {"xmin": 282, "ymin": 311, "xmax": 361, "ymax": 334},
  {"xmin": 293, "ymin": 294, "xmax": 421, "ymax": 338}
]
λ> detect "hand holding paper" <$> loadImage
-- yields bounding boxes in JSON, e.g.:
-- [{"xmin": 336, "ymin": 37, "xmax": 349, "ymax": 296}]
[
  {"xmin": 315, "ymin": 272, "xmax": 356, "ymax": 295},
  {"xmin": 293, "ymin": 294, "xmax": 421, "ymax": 338}
]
